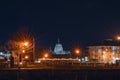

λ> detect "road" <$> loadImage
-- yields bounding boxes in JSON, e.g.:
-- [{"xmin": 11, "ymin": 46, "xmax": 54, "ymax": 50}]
[{"xmin": 1, "ymin": 63, "xmax": 120, "ymax": 70}]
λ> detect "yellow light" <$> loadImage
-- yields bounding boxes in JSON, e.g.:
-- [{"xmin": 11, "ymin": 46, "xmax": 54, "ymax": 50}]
[
  {"xmin": 74, "ymin": 48, "xmax": 82, "ymax": 57},
  {"xmin": 44, "ymin": 54, "xmax": 48, "ymax": 58},
  {"xmin": 25, "ymin": 55, "xmax": 28, "ymax": 59},
  {"xmin": 117, "ymin": 36, "xmax": 120, "ymax": 40},
  {"xmin": 105, "ymin": 48, "xmax": 108, "ymax": 51},
  {"xmin": 22, "ymin": 50, "xmax": 25, "ymax": 53},
  {"xmin": 103, "ymin": 51, "xmax": 106, "ymax": 54},
  {"xmin": 43, "ymin": 57, "xmax": 45, "ymax": 60},
  {"xmin": 75, "ymin": 49, "xmax": 80, "ymax": 54},
  {"xmin": 24, "ymin": 42, "xmax": 28, "ymax": 46}
]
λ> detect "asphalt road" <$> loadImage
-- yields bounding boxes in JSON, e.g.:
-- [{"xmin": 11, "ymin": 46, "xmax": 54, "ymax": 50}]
[{"xmin": 1, "ymin": 63, "xmax": 120, "ymax": 70}]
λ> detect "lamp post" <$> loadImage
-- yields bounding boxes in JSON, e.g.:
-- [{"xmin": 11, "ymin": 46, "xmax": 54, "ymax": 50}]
[
  {"xmin": 21, "ymin": 38, "xmax": 35, "ymax": 63},
  {"xmin": 117, "ymin": 36, "xmax": 120, "ymax": 40},
  {"xmin": 17, "ymin": 37, "xmax": 35, "ymax": 64},
  {"xmin": 24, "ymin": 55, "xmax": 29, "ymax": 62},
  {"xmin": 33, "ymin": 37, "xmax": 35, "ymax": 62},
  {"xmin": 18, "ymin": 41, "xmax": 28, "ymax": 64},
  {"xmin": 75, "ymin": 49, "xmax": 81, "ymax": 58},
  {"xmin": 22, "ymin": 50, "xmax": 25, "ymax": 53},
  {"xmin": 23, "ymin": 38, "xmax": 35, "ymax": 62},
  {"xmin": 44, "ymin": 53, "xmax": 48, "ymax": 58}
]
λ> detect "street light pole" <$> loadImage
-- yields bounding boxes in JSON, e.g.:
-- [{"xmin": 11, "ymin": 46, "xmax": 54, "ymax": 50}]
[
  {"xmin": 33, "ymin": 37, "xmax": 35, "ymax": 62},
  {"xmin": 75, "ymin": 49, "xmax": 80, "ymax": 58}
]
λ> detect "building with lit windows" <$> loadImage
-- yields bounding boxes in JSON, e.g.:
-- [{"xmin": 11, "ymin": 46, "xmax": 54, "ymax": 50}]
[{"xmin": 88, "ymin": 39, "xmax": 120, "ymax": 64}]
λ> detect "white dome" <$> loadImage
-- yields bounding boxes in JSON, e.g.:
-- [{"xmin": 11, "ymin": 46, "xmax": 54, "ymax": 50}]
[
  {"xmin": 54, "ymin": 43, "xmax": 64, "ymax": 54},
  {"xmin": 53, "ymin": 39, "xmax": 70, "ymax": 54}
]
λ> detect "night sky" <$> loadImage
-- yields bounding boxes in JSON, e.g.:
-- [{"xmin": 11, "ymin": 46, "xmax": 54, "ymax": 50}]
[{"xmin": 0, "ymin": 0, "xmax": 120, "ymax": 49}]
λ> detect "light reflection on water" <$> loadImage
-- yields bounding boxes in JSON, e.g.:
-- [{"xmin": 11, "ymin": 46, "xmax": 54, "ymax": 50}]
[{"xmin": 0, "ymin": 70, "xmax": 120, "ymax": 80}]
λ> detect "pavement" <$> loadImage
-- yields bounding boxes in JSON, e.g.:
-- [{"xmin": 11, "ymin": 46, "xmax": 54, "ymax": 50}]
[{"xmin": 1, "ymin": 63, "xmax": 120, "ymax": 70}]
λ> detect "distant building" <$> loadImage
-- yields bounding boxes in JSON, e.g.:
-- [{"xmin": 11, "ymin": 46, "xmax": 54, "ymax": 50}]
[
  {"xmin": 0, "ymin": 51, "xmax": 11, "ymax": 61},
  {"xmin": 52, "ymin": 39, "xmax": 70, "ymax": 57},
  {"xmin": 88, "ymin": 39, "xmax": 120, "ymax": 64}
]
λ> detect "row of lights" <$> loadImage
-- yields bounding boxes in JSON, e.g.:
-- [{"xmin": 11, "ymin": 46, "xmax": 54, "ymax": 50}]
[
  {"xmin": 20, "ymin": 41, "xmax": 29, "ymax": 63},
  {"xmin": 22, "ymin": 36, "xmax": 120, "ymax": 60},
  {"xmin": 43, "ymin": 49, "xmax": 81, "ymax": 59}
]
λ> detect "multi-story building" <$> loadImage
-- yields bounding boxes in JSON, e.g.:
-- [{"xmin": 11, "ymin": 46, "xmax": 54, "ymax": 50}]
[{"xmin": 88, "ymin": 39, "xmax": 120, "ymax": 64}]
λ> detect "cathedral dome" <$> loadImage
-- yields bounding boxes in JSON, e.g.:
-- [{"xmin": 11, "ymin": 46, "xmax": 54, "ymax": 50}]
[
  {"xmin": 54, "ymin": 43, "xmax": 64, "ymax": 54},
  {"xmin": 53, "ymin": 39, "xmax": 70, "ymax": 55}
]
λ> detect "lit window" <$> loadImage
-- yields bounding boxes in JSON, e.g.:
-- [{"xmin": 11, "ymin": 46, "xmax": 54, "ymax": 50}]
[
  {"xmin": 98, "ymin": 48, "xmax": 101, "ymax": 53},
  {"xmin": 112, "ymin": 46, "xmax": 116, "ymax": 51}
]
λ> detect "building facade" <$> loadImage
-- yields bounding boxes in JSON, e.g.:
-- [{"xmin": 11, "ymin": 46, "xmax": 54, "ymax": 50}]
[{"xmin": 88, "ymin": 39, "xmax": 120, "ymax": 64}]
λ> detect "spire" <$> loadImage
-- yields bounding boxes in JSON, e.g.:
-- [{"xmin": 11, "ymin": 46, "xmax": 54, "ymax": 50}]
[
  {"xmin": 49, "ymin": 46, "xmax": 52, "ymax": 52},
  {"xmin": 58, "ymin": 38, "xmax": 60, "ymax": 43},
  {"xmin": 54, "ymin": 38, "xmax": 64, "ymax": 54}
]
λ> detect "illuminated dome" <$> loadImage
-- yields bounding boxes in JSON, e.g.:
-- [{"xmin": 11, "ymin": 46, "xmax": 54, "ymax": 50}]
[
  {"xmin": 54, "ymin": 43, "xmax": 64, "ymax": 54},
  {"xmin": 53, "ymin": 39, "xmax": 66, "ymax": 54}
]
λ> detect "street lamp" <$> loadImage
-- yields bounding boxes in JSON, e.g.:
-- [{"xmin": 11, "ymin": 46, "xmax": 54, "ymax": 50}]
[
  {"xmin": 25, "ymin": 55, "xmax": 29, "ymax": 59},
  {"xmin": 75, "ymin": 49, "xmax": 80, "ymax": 54},
  {"xmin": 74, "ymin": 48, "xmax": 81, "ymax": 58},
  {"xmin": 117, "ymin": 36, "xmax": 120, "ymax": 40},
  {"xmin": 22, "ymin": 38, "xmax": 35, "ymax": 62},
  {"xmin": 17, "ymin": 38, "xmax": 35, "ymax": 65},
  {"xmin": 44, "ymin": 53, "xmax": 48, "ymax": 58},
  {"xmin": 22, "ymin": 50, "xmax": 25, "ymax": 53},
  {"xmin": 33, "ymin": 38, "xmax": 35, "ymax": 62},
  {"xmin": 18, "ymin": 41, "xmax": 29, "ymax": 64},
  {"xmin": 24, "ymin": 42, "xmax": 28, "ymax": 46}
]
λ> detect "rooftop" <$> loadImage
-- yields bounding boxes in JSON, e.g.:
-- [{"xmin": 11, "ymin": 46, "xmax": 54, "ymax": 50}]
[{"xmin": 89, "ymin": 39, "xmax": 120, "ymax": 46}]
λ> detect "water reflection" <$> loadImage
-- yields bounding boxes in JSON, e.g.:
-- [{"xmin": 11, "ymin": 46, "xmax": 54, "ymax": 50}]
[{"xmin": 0, "ymin": 69, "xmax": 120, "ymax": 80}]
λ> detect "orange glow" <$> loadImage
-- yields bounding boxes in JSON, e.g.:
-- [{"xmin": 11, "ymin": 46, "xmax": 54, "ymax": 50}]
[
  {"xmin": 44, "ymin": 54, "xmax": 48, "ymax": 58},
  {"xmin": 74, "ymin": 48, "xmax": 82, "ymax": 56},
  {"xmin": 75, "ymin": 50, "xmax": 80, "ymax": 54},
  {"xmin": 25, "ymin": 55, "xmax": 28, "ymax": 59},
  {"xmin": 75, "ymin": 49, "xmax": 80, "ymax": 54},
  {"xmin": 116, "ymin": 35, "xmax": 120, "ymax": 40},
  {"xmin": 24, "ymin": 42, "xmax": 28, "ymax": 46},
  {"xmin": 105, "ymin": 48, "xmax": 108, "ymax": 51},
  {"xmin": 22, "ymin": 50, "xmax": 25, "ymax": 53},
  {"xmin": 103, "ymin": 51, "xmax": 106, "ymax": 54},
  {"xmin": 43, "ymin": 57, "xmax": 45, "ymax": 60}
]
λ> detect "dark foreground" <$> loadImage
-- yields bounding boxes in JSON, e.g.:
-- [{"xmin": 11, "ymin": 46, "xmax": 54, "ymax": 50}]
[{"xmin": 0, "ymin": 68, "xmax": 120, "ymax": 80}]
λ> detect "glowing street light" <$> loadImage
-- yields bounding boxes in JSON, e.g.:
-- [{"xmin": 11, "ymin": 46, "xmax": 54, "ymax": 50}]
[
  {"xmin": 74, "ymin": 48, "xmax": 82, "ymax": 58},
  {"xmin": 25, "ymin": 55, "xmax": 29, "ymax": 59},
  {"xmin": 22, "ymin": 50, "xmax": 25, "ymax": 53},
  {"xmin": 75, "ymin": 48, "xmax": 81, "ymax": 56},
  {"xmin": 18, "ymin": 38, "xmax": 35, "ymax": 64},
  {"xmin": 117, "ymin": 36, "xmax": 120, "ymax": 40},
  {"xmin": 18, "ymin": 41, "xmax": 28, "ymax": 64},
  {"xmin": 42, "ymin": 53, "xmax": 48, "ymax": 60},
  {"xmin": 44, "ymin": 53, "xmax": 48, "ymax": 58},
  {"xmin": 23, "ymin": 39, "xmax": 35, "ymax": 62},
  {"xmin": 75, "ymin": 49, "xmax": 80, "ymax": 54},
  {"xmin": 24, "ymin": 42, "xmax": 29, "ymax": 46}
]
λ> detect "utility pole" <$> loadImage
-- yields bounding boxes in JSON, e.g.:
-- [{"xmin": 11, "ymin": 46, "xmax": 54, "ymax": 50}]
[{"xmin": 33, "ymin": 37, "xmax": 35, "ymax": 62}]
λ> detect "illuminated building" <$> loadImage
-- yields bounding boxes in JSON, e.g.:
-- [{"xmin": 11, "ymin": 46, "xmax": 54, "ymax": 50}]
[
  {"xmin": 88, "ymin": 39, "xmax": 120, "ymax": 64},
  {"xmin": 0, "ymin": 52, "xmax": 6, "ymax": 60},
  {"xmin": 52, "ymin": 39, "xmax": 70, "ymax": 56},
  {"xmin": 0, "ymin": 51, "xmax": 12, "ymax": 61}
]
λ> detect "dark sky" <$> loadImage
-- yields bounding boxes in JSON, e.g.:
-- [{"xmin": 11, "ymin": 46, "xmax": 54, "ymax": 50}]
[{"xmin": 0, "ymin": 0, "xmax": 120, "ymax": 49}]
